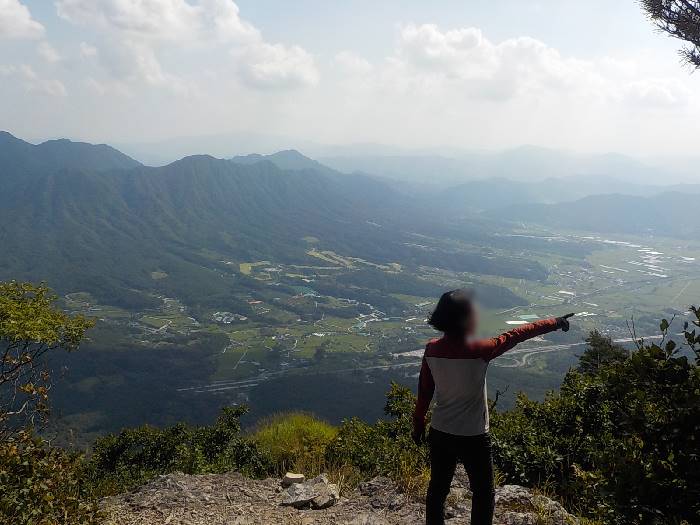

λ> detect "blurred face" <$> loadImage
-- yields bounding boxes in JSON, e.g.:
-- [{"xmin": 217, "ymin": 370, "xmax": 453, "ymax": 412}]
[{"xmin": 465, "ymin": 302, "xmax": 479, "ymax": 337}]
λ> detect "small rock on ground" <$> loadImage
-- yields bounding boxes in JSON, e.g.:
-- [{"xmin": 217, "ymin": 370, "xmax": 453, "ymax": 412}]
[{"xmin": 282, "ymin": 472, "xmax": 305, "ymax": 488}]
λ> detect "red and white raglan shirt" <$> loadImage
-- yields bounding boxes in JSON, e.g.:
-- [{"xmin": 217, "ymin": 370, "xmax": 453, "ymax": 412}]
[{"xmin": 413, "ymin": 319, "xmax": 561, "ymax": 437}]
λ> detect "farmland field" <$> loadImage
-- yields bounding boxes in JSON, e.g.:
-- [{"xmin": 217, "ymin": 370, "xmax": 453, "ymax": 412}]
[{"xmin": 50, "ymin": 225, "xmax": 700, "ymax": 441}]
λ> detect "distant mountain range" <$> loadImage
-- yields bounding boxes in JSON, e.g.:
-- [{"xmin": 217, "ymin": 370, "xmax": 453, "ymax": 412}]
[
  {"xmin": 0, "ymin": 131, "xmax": 140, "ymax": 176},
  {"xmin": 0, "ymin": 134, "xmax": 390, "ymax": 307},
  {"xmin": 490, "ymin": 192, "xmax": 700, "ymax": 237},
  {"xmin": 113, "ymin": 132, "xmax": 696, "ymax": 186},
  {"xmin": 438, "ymin": 176, "xmax": 700, "ymax": 213},
  {"xmin": 2, "ymin": 130, "xmax": 699, "ymax": 311},
  {"xmin": 0, "ymin": 132, "xmax": 550, "ymax": 309},
  {"xmin": 227, "ymin": 144, "xmax": 700, "ymax": 225},
  {"xmin": 231, "ymin": 150, "xmax": 336, "ymax": 176},
  {"xmin": 320, "ymin": 146, "xmax": 697, "ymax": 188}
]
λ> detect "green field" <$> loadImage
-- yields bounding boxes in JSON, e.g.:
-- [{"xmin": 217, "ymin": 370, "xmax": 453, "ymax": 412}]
[{"xmin": 60, "ymin": 228, "xmax": 700, "ymax": 423}]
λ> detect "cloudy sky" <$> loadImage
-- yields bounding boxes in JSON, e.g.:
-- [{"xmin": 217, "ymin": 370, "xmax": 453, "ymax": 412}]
[{"xmin": 1, "ymin": 0, "xmax": 698, "ymax": 155}]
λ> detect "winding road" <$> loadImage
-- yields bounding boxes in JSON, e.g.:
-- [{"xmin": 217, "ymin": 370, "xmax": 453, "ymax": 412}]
[{"xmin": 177, "ymin": 334, "xmax": 662, "ymax": 394}]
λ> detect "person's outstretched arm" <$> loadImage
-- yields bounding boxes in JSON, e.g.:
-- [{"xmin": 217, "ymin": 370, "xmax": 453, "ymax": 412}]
[
  {"xmin": 472, "ymin": 314, "xmax": 574, "ymax": 361},
  {"xmin": 412, "ymin": 357, "xmax": 434, "ymax": 444}
]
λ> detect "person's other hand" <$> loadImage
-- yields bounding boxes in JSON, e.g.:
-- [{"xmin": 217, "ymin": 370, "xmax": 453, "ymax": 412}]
[
  {"xmin": 557, "ymin": 313, "xmax": 575, "ymax": 332},
  {"xmin": 412, "ymin": 427, "xmax": 425, "ymax": 446}
]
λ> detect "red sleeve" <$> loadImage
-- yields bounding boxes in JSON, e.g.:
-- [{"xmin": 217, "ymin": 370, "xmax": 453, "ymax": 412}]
[
  {"xmin": 413, "ymin": 356, "xmax": 434, "ymax": 433},
  {"xmin": 471, "ymin": 318, "xmax": 560, "ymax": 361}
]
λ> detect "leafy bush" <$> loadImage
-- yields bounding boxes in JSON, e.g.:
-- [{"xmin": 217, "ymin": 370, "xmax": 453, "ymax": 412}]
[
  {"xmin": 577, "ymin": 330, "xmax": 628, "ymax": 375},
  {"xmin": 251, "ymin": 412, "xmax": 337, "ymax": 476},
  {"xmin": 86, "ymin": 406, "xmax": 270, "ymax": 496},
  {"xmin": 0, "ymin": 431, "xmax": 99, "ymax": 525},
  {"xmin": 0, "ymin": 281, "xmax": 93, "ymax": 435},
  {"xmin": 492, "ymin": 313, "xmax": 700, "ymax": 524},
  {"xmin": 0, "ymin": 282, "xmax": 97, "ymax": 525},
  {"xmin": 327, "ymin": 382, "xmax": 430, "ymax": 495}
]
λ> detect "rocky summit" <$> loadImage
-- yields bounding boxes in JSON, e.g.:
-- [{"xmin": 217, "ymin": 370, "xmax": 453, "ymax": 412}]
[{"xmin": 101, "ymin": 469, "xmax": 578, "ymax": 524}]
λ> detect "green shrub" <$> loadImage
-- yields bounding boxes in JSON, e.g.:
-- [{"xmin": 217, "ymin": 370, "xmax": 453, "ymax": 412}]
[
  {"xmin": 0, "ymin": 431, "xmax": 99, "ymax": 525},
  {"xmin": 327, "ymin": 382, "xmax": 430, "ymax": 496},
  {"xmin": 0, "ymin": 282, "xmax": 97, "ymax": 524},
  {"xmin": 492, "ymin": 313, "xmax": 700, "ymax": 524},
  {"xmin": 251, "ymin": 412, "xmax": 337, "ymax": 476},
  {"xmin": 0, "ymin": 281, "xmax": 94, "ymax": 437},
  {"xmin": 85, "ymin": 406, "xmax": 270, "ymax": 496}
]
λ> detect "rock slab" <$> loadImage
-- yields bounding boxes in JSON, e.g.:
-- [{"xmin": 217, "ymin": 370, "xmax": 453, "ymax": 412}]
[
  {"xmin": 281, "ymin": 474, "xmax": 340, "ymax": 510},
  {"xmin": 281, "ymin": 472, "xmax": 305, "ymax": 488},
  {"xmin": 101, "ymin": 469, "xmax": 580, "ymax": 525}
]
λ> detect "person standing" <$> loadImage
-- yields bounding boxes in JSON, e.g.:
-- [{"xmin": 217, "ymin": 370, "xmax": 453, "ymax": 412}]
[{"xmin": 413, "ymin": 289, "xmax": 574, "ymax": 525}]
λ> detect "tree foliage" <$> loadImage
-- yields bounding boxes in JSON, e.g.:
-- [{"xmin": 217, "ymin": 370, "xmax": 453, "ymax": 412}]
[
  {"xmin": 0, "ymin": 282, "xmax": 93, "ymax": 435},
  {"xmin": 0, "ymin": 431, "xmax": 99, "ymax": 525},
  {"xmin": 85, "ymin": 406, "xmax": 270, "ymax": 496},
  {"xmin": 642, "ymin": 0, "xmax": 700, "ymax": 68},
  {"xmin": 0, "ymin": 282, "xmax": 97, "ymax": 524},
  {"xmin": 326, "ymin": 383, "xmax": 430, "ymax": 494},
  {"xmin": 577, "ymin": 330, "xmax": 628, "ymax": 375},
  {"xmin": 492, "ymin": 312, "xmax": 700, "ymax": 524}
]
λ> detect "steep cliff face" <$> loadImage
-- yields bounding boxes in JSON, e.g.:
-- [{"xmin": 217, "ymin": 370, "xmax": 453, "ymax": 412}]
[{"xmin": 101, "ymin": 470, "xmax": 579, "ymax": 525}]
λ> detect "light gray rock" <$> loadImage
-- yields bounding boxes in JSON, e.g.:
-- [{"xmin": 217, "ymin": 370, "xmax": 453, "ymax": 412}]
[
  {"xmin": 282, "ymin": 472, "xmax": 305, "ymax": 487},
  {"xmin": 496, "ymin": 485, "xmax": 578, "ymax": 525},
  {"xmin": 281, "ymin": 473, "xmax": 340, "ymax": 510},
  {"xmin": 500, "ymin": 511, "xmax": 537, "ymax": 525}
]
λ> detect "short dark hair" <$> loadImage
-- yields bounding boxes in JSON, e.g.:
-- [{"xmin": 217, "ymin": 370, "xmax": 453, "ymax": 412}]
[{"xmin": 428, "ymin": 289, "xmax": 474, "ymax": 334}]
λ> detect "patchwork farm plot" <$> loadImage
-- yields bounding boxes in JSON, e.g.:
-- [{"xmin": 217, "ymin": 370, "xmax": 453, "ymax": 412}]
[{"xmin": 63, "ymin": 229, "xmax": 700, "ymax": 403}]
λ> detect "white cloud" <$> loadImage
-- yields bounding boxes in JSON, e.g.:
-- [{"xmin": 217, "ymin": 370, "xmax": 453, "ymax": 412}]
[
  {"xmin": 199, "ymin": 0, "xmax": 259, "ymax": 43},
  {"xmin": 310, "ymin": 22, "xmax": 698, "ymax": 154},
  {"xmin": 85, "ymin": 76, "xmax": 132, "ymax": 98},
  {"xmin": 397, "ymin": 25, "xmax": 497, "ymax": 79},
  {"xmin": 0, "ymin": 64, "xmax": 66, "ymax": 96},
  {"xmin": 0, "ymin": 64, "xmax": 35, "ymax": 79},
  {"xmin": 84, "ymin": 38, "xmax": 191, "ymax": 96},
  {"xmin": 57, "ymin": 0, "xmax": 260, "ymax": 43},
  {"xmin": 1, "ymin": 10, "xmax": 697, "ymax": 156},
  {"xmin": 334, "ymin": 51, "xmax": 373, "ymax": 76},
  {"xmin": 393, "ymin": 24, "xmax": 607, "ymax": 100},
  {"xmin": 368, "ymin": 22, "xmax": 695, "ymax": 113},
  {"xmin": 0, "ymin": 0, "xmax": 44, "ymax": 39},
  {"xmin": 237, "ymin": 43, "xmax": 319, "ymax": 89},
  {"xmin": 29, "ymin": 78, "xmax": 68, "ymax": 97},
  {"xmin": 56, "ymin": 0, "xmax": 200, "ymax": 40},
  {"xmin": 80, "ymin": 42, "xmax": 99, "ymax": 58},
  {"xmin": 122, "ymin": 41, "xmax": 170, "ymax": 86},
  {"xmin": 56, "ymin": 0, "xmax": 318, "ymax": 90},
  {"xmin": 37, "ymin": 42, "xmax": 62, "ymax": 63},
  {"xmin": 623, "ymin": 78, "xmax": 691, "ymax": 108}
]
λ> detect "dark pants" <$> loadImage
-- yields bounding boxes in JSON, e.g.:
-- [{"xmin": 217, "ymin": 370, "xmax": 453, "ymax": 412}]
[{"xmin": 426, "ymin": 428, "xmax": 495, "ymax": 525}]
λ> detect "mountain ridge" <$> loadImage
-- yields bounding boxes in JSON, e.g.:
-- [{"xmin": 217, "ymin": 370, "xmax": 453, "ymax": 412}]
[
  {"xmin": 0, "ymin": 131, "xmax": 141, "ymax": 175},
  {"xmin": 0, "ymin": 134, "xmax": 547, "ymax": 308},
  {"xmin": 490, "ymin": 190, "xmax": 700, "ymax": 237}
]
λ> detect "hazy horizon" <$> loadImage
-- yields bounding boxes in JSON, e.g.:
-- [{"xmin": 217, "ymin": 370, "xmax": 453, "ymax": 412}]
[{"xmin": 1, "ymin": 0, "xmax": 699, "ymax": 160}]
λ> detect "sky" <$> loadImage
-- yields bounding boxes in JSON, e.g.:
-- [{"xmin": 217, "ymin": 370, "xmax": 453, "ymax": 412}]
[{"xmin": 0, "ymin": 0, "xmax": 698, "ymax": 156}]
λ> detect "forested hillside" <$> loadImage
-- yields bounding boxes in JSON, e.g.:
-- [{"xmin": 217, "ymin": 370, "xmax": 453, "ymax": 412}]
[
  {"xmin": 0, "ymin": 133, "xmax": 546, "ymax": 309},
  {"xmin": 492, "ymin": 192, "xmax": 700, "ymax": 237},
  {"xmin": 0, "ymin": 132, "xmax": 140, "ymax": 176}
]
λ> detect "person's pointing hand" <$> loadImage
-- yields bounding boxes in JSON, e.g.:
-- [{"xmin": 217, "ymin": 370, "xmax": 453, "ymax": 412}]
[{"xmin": 556, "ymin": 313, "xmax": 575, "ymax": 332}]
